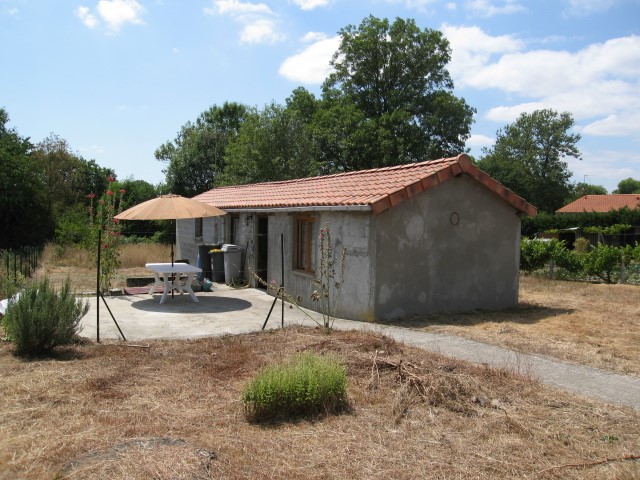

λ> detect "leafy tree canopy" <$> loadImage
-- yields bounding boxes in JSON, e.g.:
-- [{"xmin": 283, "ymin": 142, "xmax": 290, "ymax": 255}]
[
  {"xmin": 613, "ymin": 177, "xmax": 640, "ymax": 194},
  {"xmin": 478, "ymin": 109, "xmax": 581, "ymax": 213},
  {"xmin": 156, "ymin": 102, "xmax": 249, "ymax": 196},
  {"xmin": 223, "ymin": 91, "xmax": 320, "ymax": 185},
  {"xmin": 0, "ymin": 108, "xmax": 52, "ymax": 248},
  {"xmin": 570, "ymin": 182, "xmax": 608, "ymax": 200},
  {"xmin": 319, "ymin": 15, "xmax": 475, "ymax": 171}
]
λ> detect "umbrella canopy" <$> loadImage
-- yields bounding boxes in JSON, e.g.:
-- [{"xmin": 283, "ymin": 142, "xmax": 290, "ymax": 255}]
[{"xmin": 115, "ymin": 194, "xmax": 225, "ymax": 221}]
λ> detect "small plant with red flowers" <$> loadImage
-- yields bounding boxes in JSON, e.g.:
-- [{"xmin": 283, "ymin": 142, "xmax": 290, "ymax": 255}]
[{"xmin": 87, "ymin": 176, "xmax": 126, "ymax": 291}]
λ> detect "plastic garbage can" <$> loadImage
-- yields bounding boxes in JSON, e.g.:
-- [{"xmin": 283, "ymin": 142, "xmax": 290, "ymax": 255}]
[
  {"xmin": 197, "ymin": 244, "xmax": 214, "ymax": 280},
  {"xmin": 221, "ymin": 244, "xmax": 244, "ymax": 285},
  {"xmin": 210, "ymin": 247, "xmax": 225, "ymax": 283}
]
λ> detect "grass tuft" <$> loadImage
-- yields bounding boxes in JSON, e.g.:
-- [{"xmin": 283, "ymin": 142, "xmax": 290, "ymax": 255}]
[{"xmin": 242, "ymin": 351, "xmax": 348, "ymax": 422}]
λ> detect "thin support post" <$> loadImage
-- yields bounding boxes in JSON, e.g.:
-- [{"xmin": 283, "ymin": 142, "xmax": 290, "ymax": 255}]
[
  {"xmin": 96, "ymin": 229, "xmax": 101, "ymax": 343},
  {"xmin": 281, "ymin": 233, "xmax": 284, "ymax": 328},
  {"xmin": 99, "ymin": 292, "xmax": 127, "ymax": 341},
  {"xmin": 261, "ymin": 295, "xmax": 279, "ymax": 330},
  {"xmin": 262, "ymin": 232, "xmax": 286, "ymax": 331}
]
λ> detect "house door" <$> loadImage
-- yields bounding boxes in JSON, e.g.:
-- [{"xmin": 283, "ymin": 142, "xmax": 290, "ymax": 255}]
[{"xmin": 256, "ymin": 216, "xmax": 269, "ymax": 289}]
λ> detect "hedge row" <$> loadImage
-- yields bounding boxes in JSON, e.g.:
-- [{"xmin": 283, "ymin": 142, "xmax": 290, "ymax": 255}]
[
  {"xmin": 521, "ymin": 239, "xmax": 640, "ymax": 284},
  {"xmin": 521, "ymin": 208, "xmax": 640, "ymax": 238}
]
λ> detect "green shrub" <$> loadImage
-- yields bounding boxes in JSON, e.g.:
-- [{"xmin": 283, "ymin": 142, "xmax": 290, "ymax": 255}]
[
  {"xmin": 573, "ymin": 237, "xmax": 591, "ymax": 253},
  {"xmin": 602, "ymin": 223, "xmax": 632, "ymax": 235},
  {"xmin": 242, "ymin": 352, "xmax": 348, "ymax": 422},
  {"xmin": 553, "ymin": 246, "xmax": 584, "ymax": 276},
  {"xmin": 2, "ymin": 277, "xmax": 89, "ymax": 356},
  {"xmin": 582, "ymin": 244, "xmax": 622, "ymax": 284},
  {"xmin": 520, "ymin": 238, "xmax": 553, "ymax": 274}
]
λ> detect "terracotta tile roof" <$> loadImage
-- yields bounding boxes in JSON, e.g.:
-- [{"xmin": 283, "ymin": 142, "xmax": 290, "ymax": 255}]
[
  {"xmin": 557, "ymin": 194, "xmax": 640, "ymax": 213},
  {"xmin": 194, "ymin": 154, "xmax": 537, "ymax": 216}
]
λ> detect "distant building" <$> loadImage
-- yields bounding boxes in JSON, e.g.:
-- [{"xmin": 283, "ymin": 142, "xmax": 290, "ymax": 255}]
[{"xmin": 557, "ymin": 194, "xmax": 640, "ymax": 213}]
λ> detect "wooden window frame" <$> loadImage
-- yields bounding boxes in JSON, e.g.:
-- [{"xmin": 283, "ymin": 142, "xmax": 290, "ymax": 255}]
[{"xmin": 295, "ymin": 216, "xmax": 316, "ymax": 274}]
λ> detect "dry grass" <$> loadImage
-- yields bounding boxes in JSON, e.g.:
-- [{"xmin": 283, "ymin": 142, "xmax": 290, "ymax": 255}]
[
  {"xmin": 33, "ymin": 243, "xmax": 171, "ymax": 293},
  {"xmin": 1, "ymin": 327, "xmax": 639, "ymax": 479},
  {"xmin": 392, "ymin": 275, "xmax": 640, "ymax": 377}
]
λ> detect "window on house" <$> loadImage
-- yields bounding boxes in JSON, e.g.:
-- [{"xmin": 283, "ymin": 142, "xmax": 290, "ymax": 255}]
[
  {"xmin": 296, "ymin": 216, "xmax": 317, "ymax": 273},
  {"xmin": 195, "ymin": 218, "xmax": 203, "ymax": 239},
  {"xmin": 230, "ymin": 214, "xmax": 240, "ymax": 245}
]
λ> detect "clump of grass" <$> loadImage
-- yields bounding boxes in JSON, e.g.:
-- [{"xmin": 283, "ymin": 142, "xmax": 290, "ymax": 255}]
[
  {"xmin": 2, "ymin": 276, "xmax": 89, "ymax": 356},
  {"xmin": 242, "ymin": 352, "xmax": 348, "ymax": 422}
]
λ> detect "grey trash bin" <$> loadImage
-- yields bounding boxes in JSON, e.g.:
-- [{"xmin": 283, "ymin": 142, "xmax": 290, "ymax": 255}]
[{"xmin": 221, "ymin": 244, "xmax": 244, "ymax": 285}]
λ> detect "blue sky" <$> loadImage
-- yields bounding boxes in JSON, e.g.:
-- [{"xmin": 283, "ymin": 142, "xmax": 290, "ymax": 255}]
[{"xmin": 2, "ymin": 0, "xmax": 639, "ymax": 193}]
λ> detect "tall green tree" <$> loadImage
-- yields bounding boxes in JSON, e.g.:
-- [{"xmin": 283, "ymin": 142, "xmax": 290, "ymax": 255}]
[
  {"xmin": 156, "ymin": 102, "xmax": 249, "ymax": 196},
  {"xmin": 318, "ymin": 16, "xmax": 475, "ymax": 171},
  {"xmin": 0, "ymin": 109, "xmax": 52, "ymax": 248},
  {"xmin": 613, "ymin": 177, "xmax": 640, "ymax": 194},
  {"xmin": 478, "ymin": 109, "xmax": 581, "ymax": 213},
  {"xmin": 223, "ymin": 93, "xmax": 319, "ymax": 185}
]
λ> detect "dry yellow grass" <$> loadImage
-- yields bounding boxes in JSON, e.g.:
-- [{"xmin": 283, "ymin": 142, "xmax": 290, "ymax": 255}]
[
  {"xmin": 1, "ymin": 328, "xmax": 639, "ymax": 479},
  {"xmin": 393, "ymin": 275, "xmax": 640, "ymax": 376},
  {"xmin": 33, "ymin": 243, "xmax": 171, "ymax": 293}
]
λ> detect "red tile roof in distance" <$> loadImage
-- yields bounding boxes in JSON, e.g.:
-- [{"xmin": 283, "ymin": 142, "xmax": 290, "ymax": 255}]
[
  {"xmin": 557, "ymin": 194, "xmax": 640, "ymax": 213},
  {"xmin": 194, "ymin": 154, "xmax": 537, "ymax": 216}
]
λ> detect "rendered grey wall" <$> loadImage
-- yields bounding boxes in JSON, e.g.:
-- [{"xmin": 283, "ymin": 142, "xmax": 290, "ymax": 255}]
[
  {"xmin": 176, "ymin": 216, "xmax": 226, "ymax": 267},
  {"xmin": 374, "ymin": 175, "xmax": 521, "ymax": 319},
  {"xmin": 266, "ymin": 211, "xmax": 376, "ymax": 322}
]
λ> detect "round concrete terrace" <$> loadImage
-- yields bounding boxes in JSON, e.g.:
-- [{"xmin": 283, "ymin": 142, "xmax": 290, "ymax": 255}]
[{"xmin": 79, "ymin": 285, "xmax": 640, "ymax": 411}]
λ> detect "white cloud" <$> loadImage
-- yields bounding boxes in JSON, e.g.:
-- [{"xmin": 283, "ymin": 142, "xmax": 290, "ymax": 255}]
[
  {"xmin": 382, "ymin": 0, "xmax": 438, "ymax": 12},
  {"xmin": 465, "ymin": 0, "xmax": 527, "ymax": 17},
  {"xmin": 240, "ymin": 18, "xmax": 284, "ymax": 44},
  {"xmin": 74, "ymin": 0, "xmax": 144, "ymax": 32},
  {"xmin": 291, "ymin": 0, "xmax": 330, "ymax": 10},
  {"xmin": 466, "ymin": 133, "xmax": 495, "ymax": 148},
  {"xmin": 74, "ymin": 6, "xmax": 98, "ymax": 28},
  {"xmin": 580, "ymin": 112, "xmax": 640, "ymax": 137},
  {"xmin": 204, "ymin": 0, "xmax": 284, "ymax": 45},
  {"xmin": 445, "ymin": 2, "xmax": 457, "ymax": 10},
  {"xmin": 2, "ymin": 6, "xmax": 19, "ymax": 15},
  {"xmin": 97, "ymin": 0, "xmax": 145, "ymax": 31},
  {"xmin": 568, "ymin": 148, "xmax": 640, "ymax": 192},
  {"xmin": 486, "ymin": 102, "xmax": 544, "ymax": 122},
  {"xmin": 446, "ymin": 25, "xmax": 640, "ymax": 142},
  {"xmin": 442, "ymin": 24, "xmax": 523, "ymax": 79},
  {"xmin": 301, "ymin": 31, "xmax": 327, "ymax": 42},
  {"xmin": 564, "ymin": 0, "xmax": 620, "ymax": 16},
  {"xmin": 204, "ymin": 0, "xmax": 272, "ymax": 15},
  {"xmin": 279, "ymin": 35, "xmax": 340, "ymax": 84}
]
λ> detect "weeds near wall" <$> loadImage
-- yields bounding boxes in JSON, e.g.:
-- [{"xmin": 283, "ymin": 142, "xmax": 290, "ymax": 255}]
[
  {"xmin": 311, "ymin": 223, "xmax": 346, "ymax": 331},
  {"xmin": 251, "ymin": 223, "xmax": 347, "ymax": 332}
]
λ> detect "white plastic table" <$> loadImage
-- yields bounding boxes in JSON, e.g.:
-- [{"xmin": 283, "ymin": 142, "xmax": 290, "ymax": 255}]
[{"xmin": 145, "ymin": 262, "xmax": 202, "ymax": 304}]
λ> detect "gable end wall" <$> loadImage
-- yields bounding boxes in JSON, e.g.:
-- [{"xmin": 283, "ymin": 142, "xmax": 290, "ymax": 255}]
[{"xmin": 374, "ymin": 174, "xmax": 521, "ymax": 319}]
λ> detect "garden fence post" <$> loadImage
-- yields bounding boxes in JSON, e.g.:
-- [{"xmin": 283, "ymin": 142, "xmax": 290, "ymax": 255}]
[{"xmin": 96, "ymin": 229, "xmax": 101, "ymax": 343}]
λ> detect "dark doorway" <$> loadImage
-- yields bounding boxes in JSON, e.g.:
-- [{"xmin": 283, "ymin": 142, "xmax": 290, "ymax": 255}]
[{"xmin": 256, "ymin": 216, "xmax": 269, "ymax": 289}]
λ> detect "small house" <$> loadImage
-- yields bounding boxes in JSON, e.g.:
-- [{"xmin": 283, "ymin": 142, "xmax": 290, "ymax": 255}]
[
  {"xmin": 176, "ymin": 154, "xmax": 536, "ymax": 321},
  {"xmin": 557, "ymin": 194, "xmax": 640, "ymax": 213}
]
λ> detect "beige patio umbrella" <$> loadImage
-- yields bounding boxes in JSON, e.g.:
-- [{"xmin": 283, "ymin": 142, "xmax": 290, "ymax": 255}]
[{"xmin": 115, "ymin": 194, "xmax": 225, "ymax": 265}]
